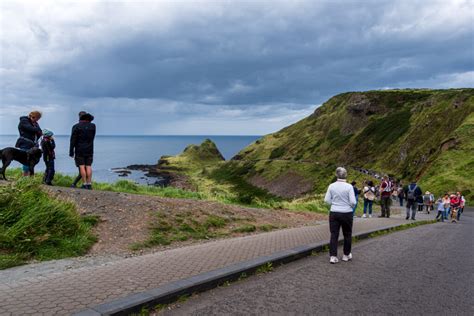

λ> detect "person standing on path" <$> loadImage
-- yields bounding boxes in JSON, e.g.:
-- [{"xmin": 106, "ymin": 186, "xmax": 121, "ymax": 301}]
[
  {"xmin": 435, "ymin": 198, "xmax": 445, "ymax": 222},
  {"xmin": 442, "ymin": 194, "xmax": 451, "ymax": 220},
  {"xmin": 362, "ymin": 180, "xmax": 375, "ymax": 218},
  {"xmin": 70, "ymin": 111, "xmax": 87, "ymax": 188},
  {"xmin": 457, "ymin": 192, "xmax": 465, "ymax": 221},
  {"xmin": 398, "ymin": 184, "xmax": 405, "ymax": 206},
  {"xmin": 379, "ymin": 176, "xmax": 392, "ymax": 218},
  {"xmin": 449, "ymin": 194, "xmax": 460, "ymax": 223},
  {"xmin": 40, "ymin": 129, "xmax": 55, "ymax": 185},
  {"xmin": 404, "ymin": 181, "xmax": 422, "ymax": 220},
  {"xmin": 15, "ymin": 111, "xmax": 42, "ymax": 176},
  {"xmin": 324, "ymin": 167, "xmax": 356, "ymax": 264},
  {"xmin": 69, "ymin": 112, "xmax": 96, "ymax": 189},
  {"xmin": 351, "ymin": 181, "xmax": 359, "ymax": 217},
  {"xmin": 423, "ymin": 191, "xmax": 432, "ymax": 214}
]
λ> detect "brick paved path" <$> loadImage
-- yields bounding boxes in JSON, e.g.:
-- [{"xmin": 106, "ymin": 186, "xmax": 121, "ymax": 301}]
[{"xmin": 0, "ymin": 213, "xmax": 426, "ymax": 315}]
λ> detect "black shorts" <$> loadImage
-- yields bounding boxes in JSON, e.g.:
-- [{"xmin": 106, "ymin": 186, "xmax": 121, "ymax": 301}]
[{"xmin": 75, "ymin": 156, "xmax": 93, "ymax": 166}]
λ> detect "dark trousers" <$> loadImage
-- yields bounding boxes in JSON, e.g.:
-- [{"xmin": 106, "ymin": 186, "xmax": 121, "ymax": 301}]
[
  {"xmin": 399, "ymin": 196, "xmax": 404, "ymax": 207},
  {"xmin": 381, "ymin": 196, "xmax": 391, "ymax": 217},
  {"xmin": 436, "ymin": 210, "xmax": 444, "ymax": 222},
  {"xmin": 457, "ymin": 207, "xmax": 464, "ymax": 220},
  {"xmin": 43, "ymin": 159, "xmax": 55, "ymax": 184},
  {"xmin": 329, "ymin": 212, "xmax": 353, "ymax": 257}
]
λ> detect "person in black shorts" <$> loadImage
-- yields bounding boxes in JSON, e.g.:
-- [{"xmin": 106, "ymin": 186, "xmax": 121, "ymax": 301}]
[{"xmin": 69, "ymin": 112, "xmax": 96, "ymax": 189}]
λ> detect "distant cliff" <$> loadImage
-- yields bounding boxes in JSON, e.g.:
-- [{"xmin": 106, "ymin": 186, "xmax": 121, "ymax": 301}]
[{"xmin": 232, "ymin": 89, "xmax": 474, "ymax": 200}]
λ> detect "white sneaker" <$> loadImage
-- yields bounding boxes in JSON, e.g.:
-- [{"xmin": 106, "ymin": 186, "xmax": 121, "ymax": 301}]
[
  {"xmin": 330, "ymin": 256, "xmax": 339, "ymax": 264},
  {"xmin": 342, "ymin": 253, "xmax": 352, "ymax": 262},
  {"xmin": 369, "ymin": 214, "xmax": 372, "ymax": 218},
  {"xmin": 362, "ymin": 214, "xmax": 367, "ymax": 218}
]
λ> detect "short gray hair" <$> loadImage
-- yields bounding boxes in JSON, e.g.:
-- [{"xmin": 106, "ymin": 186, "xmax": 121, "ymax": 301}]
[{"xmin": 336, "ymin": 167, "xmax": 347, "ymax": 179}]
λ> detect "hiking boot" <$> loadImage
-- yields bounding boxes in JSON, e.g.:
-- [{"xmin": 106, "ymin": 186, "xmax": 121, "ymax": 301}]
[
  {"xmin": 362, "ymin": 214, "xmax": 367, "ymax": 218},
  {"xmin": 342, "ymin": 253, "xmax": 352, "ymax": 262},
  {"xmin": 80, "ymin": 185, "xmax": 88, "ymax": 189},
  {"xmin": 86, "ymin": 184, "xmax": 92, "ymax": 190},
  {"xmin": 70, "ymin": 184, "xmax": 76, "ymax": 188},
  {"xmin": 369, "ymin": 214, "xmax": 372, "ymax": 218},
  {"xmin": 330, "ymin": 256, "xmax": 339, "ymax": 264},
  {"xmin": 406, "ymin": 216, "xmax": 409, "ymax": 220}
]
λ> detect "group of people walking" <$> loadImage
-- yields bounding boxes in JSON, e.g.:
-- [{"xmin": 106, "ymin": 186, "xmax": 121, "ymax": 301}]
[
  {"xmin": 14, "ymin": 110, "xmax": 96, "ymax": 189},
  {"xmin": 325, "ymin": 167, "xmax": 467, "ymax": 265}
]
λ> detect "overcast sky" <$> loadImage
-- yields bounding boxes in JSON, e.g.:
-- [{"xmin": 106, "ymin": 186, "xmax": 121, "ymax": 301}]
[{"xmin": 1, "ymin": 0, "xmax": 473, "ymax": 135}]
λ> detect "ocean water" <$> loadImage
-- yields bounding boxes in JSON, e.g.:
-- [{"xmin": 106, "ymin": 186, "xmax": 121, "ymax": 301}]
[{"xmin": 0, "ymin": 135, "xmax": 260, "ymax": 184}]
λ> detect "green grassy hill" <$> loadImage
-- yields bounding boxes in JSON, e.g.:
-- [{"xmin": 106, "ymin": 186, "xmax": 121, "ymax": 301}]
[{"xmin": 232, "ymin": 89, "xmax": 474, "ymax": 201}]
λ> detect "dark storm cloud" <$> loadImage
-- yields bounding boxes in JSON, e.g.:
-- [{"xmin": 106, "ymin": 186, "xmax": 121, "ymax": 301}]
[
  {"xmin": 1, "ymin": 0, "xmax": 473, "ymax": 135},
  {"xmin": 34, "ymin": 0, "xmax": 474, "ymax": 108}
]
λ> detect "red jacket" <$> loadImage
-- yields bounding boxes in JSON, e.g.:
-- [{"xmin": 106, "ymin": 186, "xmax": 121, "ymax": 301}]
[{"xmin": 450, "ymin": 196, "xmax": 460, "ymax": 208}]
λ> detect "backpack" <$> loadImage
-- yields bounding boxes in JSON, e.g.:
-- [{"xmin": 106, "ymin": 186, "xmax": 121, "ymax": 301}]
[
  {"xmin": 407, "ymin": 184, "xmax": 417, "ymax": 200},
  {"xmin": 383, "ymin": 180, "xmax": 392, "ymax": 192},
  {"xmin": 423, "ymin": 195, "xmax": 431, "ymax": 204},
  {"xmin": 364, "ymin": 186, "xmax": 375, "ymax": 201}
]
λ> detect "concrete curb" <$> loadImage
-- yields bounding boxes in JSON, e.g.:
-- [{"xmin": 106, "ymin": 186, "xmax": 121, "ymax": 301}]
[{"xmin": 75, "ymin": 220, "xmax": 433, "ymax": 316}]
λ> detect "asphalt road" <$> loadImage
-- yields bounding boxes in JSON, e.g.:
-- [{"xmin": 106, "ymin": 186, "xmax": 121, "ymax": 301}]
[{"xmin": 163, "ymin": 210, "xmax": 474, "ymax": 315}]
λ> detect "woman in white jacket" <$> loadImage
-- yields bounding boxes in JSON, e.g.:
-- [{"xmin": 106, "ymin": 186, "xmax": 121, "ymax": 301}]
[{"xmin": 324, "ymin": 167, "xmax": 356, "ymax": 264}]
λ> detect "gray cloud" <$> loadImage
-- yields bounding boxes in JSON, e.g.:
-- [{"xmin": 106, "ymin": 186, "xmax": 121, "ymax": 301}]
[{"xmin": 1, "ymin": 0, "xmax": 473, "ymax": 135}]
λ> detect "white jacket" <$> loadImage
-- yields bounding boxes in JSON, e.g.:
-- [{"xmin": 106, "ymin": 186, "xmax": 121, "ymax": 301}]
[{"xmin": 324, "ymin": 179, "xmax": 357, "ymax": 213}]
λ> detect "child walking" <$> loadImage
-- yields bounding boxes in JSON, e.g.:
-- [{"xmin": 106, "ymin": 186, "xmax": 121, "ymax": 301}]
[
  {"xmin": 40, "ymin": 129, "xmax": 55, "ymax": 185},
  {"xmin": 435, "ymin": 198, "xmax": 444, "ymax": 222}
]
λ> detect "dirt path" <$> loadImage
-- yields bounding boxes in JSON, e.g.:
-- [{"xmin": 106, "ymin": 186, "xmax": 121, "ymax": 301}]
[{"xmin": 46, "ymin": 186, "xmax": 326, "ymax": 256}]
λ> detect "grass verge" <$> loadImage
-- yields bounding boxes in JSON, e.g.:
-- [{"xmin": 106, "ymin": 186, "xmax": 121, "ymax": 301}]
[{"xmin": 0, "ymin": 178, "xmax": 97, "ymax": 269}]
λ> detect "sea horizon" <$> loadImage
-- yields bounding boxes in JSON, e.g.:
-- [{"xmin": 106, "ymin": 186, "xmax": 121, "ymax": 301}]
[{"xmin": 0, "ymin": 134, "xmax": 260, "ymax": 184}]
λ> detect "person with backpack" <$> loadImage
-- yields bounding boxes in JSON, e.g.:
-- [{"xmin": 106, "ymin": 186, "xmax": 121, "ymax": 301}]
[
  {"xmin": 362, "ymin": 180, "xmax": 376, "ymax": 218},
  {"xmin": 69, "ymin": 112, "xmax": 96, "ymax": 189},
  {"xmin": 404, "ymin": 181, "xmax": 422, "ymax": 220},
  {"xmin": 423, "ymin": 191, "xmax": 432, "ymax": 214},
  {"xmin": 379, "ymin": 176, "xmax": 393, "ymax": 218}
]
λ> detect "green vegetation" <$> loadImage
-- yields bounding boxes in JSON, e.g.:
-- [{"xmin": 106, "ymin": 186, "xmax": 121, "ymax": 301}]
[
  {"xmin": 231, "ymin": 88, "xmax": 474, "ymax": 203},
  {"xmin": 0, "ymin": 178, "xmax": 97, "ymax": 269},
  {"xmin": 130, "ymin": 211, "xmax": 280, "ymax": 250}
]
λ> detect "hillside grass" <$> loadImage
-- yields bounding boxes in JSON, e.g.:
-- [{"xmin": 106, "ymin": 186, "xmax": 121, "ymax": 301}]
[{"xmin": 0, "ymin": 178, "xmax": 97, "ymax": 269}]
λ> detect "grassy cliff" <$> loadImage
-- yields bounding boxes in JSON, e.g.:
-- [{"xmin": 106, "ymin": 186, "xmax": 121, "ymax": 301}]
[{"xmin": 232, "ymin": 89, "xmax": 474, "ymax": 201}]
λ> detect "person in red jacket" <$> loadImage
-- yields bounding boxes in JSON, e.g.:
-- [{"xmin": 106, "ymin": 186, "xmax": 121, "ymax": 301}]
[
  {"xmin": 449, "ymin": 194, "xmax": 460, "ymax": 223},
  {"xmin": 379, "ymin": 176, "xmax": 393, "ymax": 218}
]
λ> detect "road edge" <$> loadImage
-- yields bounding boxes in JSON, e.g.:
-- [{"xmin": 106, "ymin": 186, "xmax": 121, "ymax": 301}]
[{"xmin": 74, "ymin": 220, "xmax": 436, "ymax": 316}]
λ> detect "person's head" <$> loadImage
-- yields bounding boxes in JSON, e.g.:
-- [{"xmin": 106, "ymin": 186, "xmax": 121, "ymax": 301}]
[
  {"xmin": 29, "ymin": 111, "xmax": 42, "ymax": 123},
  {"xmin": 42, "ymin": 129, "xmax": 54, "ymax": 137},
  {"xmin": 383, "ymin": 175, "xmax": 388, "ymax": 181},
  {"xmin": 335, "ymin": 167, "xmax": 347, "ymax": 180},
  {"xmin": 425, "ymin": 191, "xmax": 430, "ymax": 195},
  {"xmin": 351, "ymin": 181, "xmax": 356, "ymax": 186},
  {"xmin": 80, "ymin": 112, "xmax": 94, "ymax": 122},
  {"xmin": 78, "ymin": 111, "xmax": 87, "ymax": 119},
  {"xmin": 457, "ymin": 191, "xmax": 461, "ymax": 196},
  {"xmin": 367, "ymin": 180, "xmax": 374, "ymax": 187},
  {"xmin": 444, "ymin": 194, "xmax": 449, "ymax": 198},
  {"xmin": 437, "ymin": 198, "xmax": 442, "ymax": 203}
]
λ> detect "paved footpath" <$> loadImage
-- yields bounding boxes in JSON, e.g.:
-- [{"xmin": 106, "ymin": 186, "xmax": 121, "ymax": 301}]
[{"xmin": 0, "ymin": 209, "xmax": 429, "ymax": 315}]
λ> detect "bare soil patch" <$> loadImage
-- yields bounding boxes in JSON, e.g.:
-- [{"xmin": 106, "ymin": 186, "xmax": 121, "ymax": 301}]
[
  {"xmin": 249, "ymin": 171, "xmax": 314, "ymax": 198},
  {"xmin": 46, "ymin": 187, "xmax": 325, "ymax": 256}
]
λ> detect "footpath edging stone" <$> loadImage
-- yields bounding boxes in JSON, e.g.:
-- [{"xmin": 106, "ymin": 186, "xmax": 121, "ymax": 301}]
[{"xmin": 76, "ymin": 220, "xmax": 434, "ymax": 316}]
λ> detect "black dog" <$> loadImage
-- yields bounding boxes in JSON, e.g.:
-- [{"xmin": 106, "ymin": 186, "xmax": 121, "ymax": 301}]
[{"xmin": 0, "ymin": 147, "xmax": 43, "ymax": 180}]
